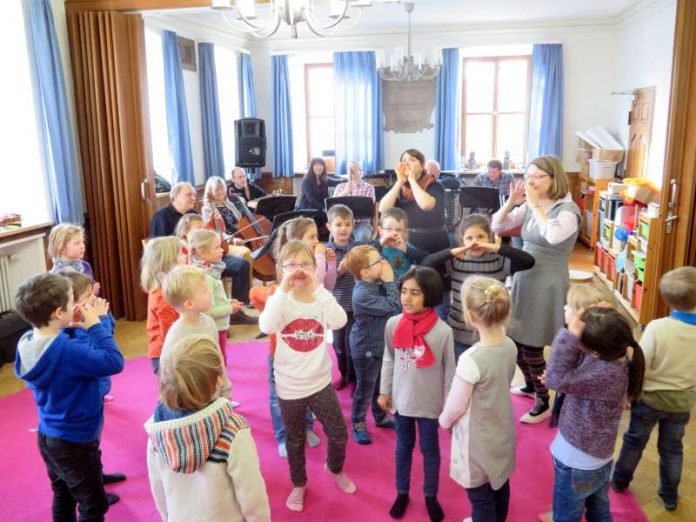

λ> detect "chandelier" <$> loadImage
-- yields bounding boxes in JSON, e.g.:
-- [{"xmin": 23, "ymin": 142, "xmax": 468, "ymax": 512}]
[
  {"xmin": 378, "ymin": 2, "xmax": 442, "ymax": 81},
  {"xmin": 212, "ymin": 0, "xmax": 374, "ymax": 39}
]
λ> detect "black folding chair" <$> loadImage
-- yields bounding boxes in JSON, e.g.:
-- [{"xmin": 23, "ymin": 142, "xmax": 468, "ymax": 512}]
[{"xmin": 254, "ymin": 195, "xmax": 297, "ymax": 222}]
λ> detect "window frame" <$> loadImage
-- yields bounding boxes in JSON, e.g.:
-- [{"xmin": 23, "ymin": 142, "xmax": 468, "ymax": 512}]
[
  {"xmin": 304, "ymin": 62, "xmax": 334, "ymax": 165},
  {"xmin": 459, "ymin": 55, "xmax": 532, "ymax": 164}
]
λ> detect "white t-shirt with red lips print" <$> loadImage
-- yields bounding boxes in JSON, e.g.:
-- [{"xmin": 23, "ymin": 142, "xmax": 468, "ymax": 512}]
[{"xmin": 258, "ymin": 286, "xmax": 347, "ymax": 400}]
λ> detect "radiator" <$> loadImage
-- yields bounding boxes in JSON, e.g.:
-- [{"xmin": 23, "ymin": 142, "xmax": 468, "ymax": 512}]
[{"xmin": 0, "ymin": 255, "xmax": 13, "ymax": 313}]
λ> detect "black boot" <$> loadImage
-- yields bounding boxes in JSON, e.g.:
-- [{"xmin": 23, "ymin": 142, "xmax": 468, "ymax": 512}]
[
  {"xmin": 425, "ymin": 495, "xmax": 444, "ymax": 522},
  {"xmin": 389, "ymin": 493, "xmax": 409, "ymax": 518}
]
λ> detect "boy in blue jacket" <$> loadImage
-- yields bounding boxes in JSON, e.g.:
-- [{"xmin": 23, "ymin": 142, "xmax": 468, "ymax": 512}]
[{"xmin": 14, "ymin": 273, "xmax": 124, "ymax": 521}]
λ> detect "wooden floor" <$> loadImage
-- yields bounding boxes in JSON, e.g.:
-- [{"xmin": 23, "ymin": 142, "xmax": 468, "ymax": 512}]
[{"xmin": 1, "ymin": 243, "xmax": 693, "ymax": 520}]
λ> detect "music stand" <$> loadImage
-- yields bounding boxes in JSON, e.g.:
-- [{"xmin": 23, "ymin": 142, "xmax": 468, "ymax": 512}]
[
  {"xmin": 459, "ymin": 187, "xmax": 501, "ymax": 215},
  {"xmin": 254, "ymin": 195, "xmax": 297, "ymax": 222},
  {"xmin": 325, "ymin": 196, "xmax": 375, "ymax": 222}
]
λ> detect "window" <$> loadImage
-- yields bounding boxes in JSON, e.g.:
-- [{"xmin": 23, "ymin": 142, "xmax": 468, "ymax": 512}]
[
  {"xmin": 213, "ymin": 46, "xmax": 240, "ymax": 177},
  {"xmin": 0, "ymin": 1, "xmax": 52, "ymax": 223},
  {"xmin": 304, "ymin": 63, "xmax": 334, "ymax": 164},
  {"xmin": 460, "ymin": 56, "xmax": 530, "ymax": 167},
  {"xmin": 144, "ymin": 27, "xmax": 173, "ymax": 188}
]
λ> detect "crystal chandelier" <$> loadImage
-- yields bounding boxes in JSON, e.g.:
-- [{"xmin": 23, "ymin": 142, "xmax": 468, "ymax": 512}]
[
  {"xmin": 378, "ymin": 2, "xmax": 442, "ymax": 81},
  {"xmin": 212, "ymin": 0, "xmax": 374, "ymax": 39}
]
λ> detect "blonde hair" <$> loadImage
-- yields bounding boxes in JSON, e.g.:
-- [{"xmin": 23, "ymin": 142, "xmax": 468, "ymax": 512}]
[
  {"xmin": 276, "ymin": 240, "xmax": 315, "ymax": 279},
  {"xmin": 342, "ymin": 245, "xmax": 378, "ymax": 280},
  {"xmin": 659, "ymin": 266, "xmax": 696, "ymax": 311},
  {"xmin": 159, "ymin": 335, "xmax": 223, "ymax": 410},
  {"xmin": 140, "ymin": 236, "xmax": 183, "ymax": 292},
  {"xmin": 461, "ymin": 276, "xmax": 511, "ymax": 327},
  {"xmin": 528, "ymin": 155, "xmax": 570, "ymax": 201},
  {"xmin": 174, "ymin": 214, "xmax": 204, "ymax": 241},
  {"xmin": 566, "ymin": 283, "xmax": 616, "ymax": 312},
  {"xmin": 48, "ymin": 224, "xmax": 84, "ymax": 258},
  {"xmin": 163, "ymin": 265, "xmax": 207, "ymax": 308},
  {"xmin": 188, "ymin": 228, "xmax": 219, "ymax": 260},
  {"xmin": 273, "ymin": 217, "xmax": 317, "ymax": 259}
]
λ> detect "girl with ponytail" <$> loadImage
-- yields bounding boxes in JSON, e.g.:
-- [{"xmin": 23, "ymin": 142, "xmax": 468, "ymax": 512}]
[
  {"xmin": 439, "ymin": 276, "xmax": 517, "ymax": 521},
  {"xmin": 545, "ymin": 306, "xmax": 645, "ymax": 522}
]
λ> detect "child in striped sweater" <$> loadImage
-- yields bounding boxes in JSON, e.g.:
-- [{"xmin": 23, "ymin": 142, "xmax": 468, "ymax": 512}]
[
  {"xmin": 145, "ymin": 334, "xmax": 270, "ymax": 521},
  {"xmin": 422, "ymin": 214, "xmax": 534, "ymax": 361}
]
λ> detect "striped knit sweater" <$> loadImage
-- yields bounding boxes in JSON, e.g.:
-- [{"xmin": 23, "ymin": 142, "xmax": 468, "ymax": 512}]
[
  {"xmin": 422, "ymin": 245, "xmax": 535, "ymax": 345},
  {"xmin": 145, "ymin": 398, "xmax": 270, "ymax": 521}
]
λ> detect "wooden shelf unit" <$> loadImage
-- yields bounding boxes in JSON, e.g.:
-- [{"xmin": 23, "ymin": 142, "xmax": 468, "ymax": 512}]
[
  {"xmin": 573, "ymin": 165, "xmax": 613, "ymax": 248},
  {"xmin": 593, "ymin": 214, "xmax": 660, "ymax": 325}
]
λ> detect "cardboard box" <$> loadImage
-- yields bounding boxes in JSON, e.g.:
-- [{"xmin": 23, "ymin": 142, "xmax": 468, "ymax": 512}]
[{"xmin": 576, "ymin": 127, "xmax": 625, "ymax": 164}]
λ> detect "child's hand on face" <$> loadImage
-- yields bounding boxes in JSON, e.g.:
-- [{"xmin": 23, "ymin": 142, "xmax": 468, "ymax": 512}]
[
  {"xmin": 451, "ymin": 245, "xmax": 473, "ymax": 259},
  {"xmin": 92, "ymin": 282, "xmax": 101, "ymax": 296},
  {"xmin": 325, "ymin": 247, "xmax": 336, "ymax": 263},
  {"xmin": 568, "ymin": 308, "xmax": 586, "ymax": 338},
  {"xmin": 93, "ymin": 297, "xmax": 110, "ymax": 317},
  {"xmin": 377, "ymin": 394, "xmax": 393, "ymax": 413},
  {"xmin": 75, "ymin": 302, "xmax": 101, "ymax": 329},
  {"xmin": 229, "ymin": 299, "xmax": 243, "ymax": 314},
  {"xmin": 392, "ymin": 233, "xmax": 407, "ymax": 253},
  {"xmin": 474, "ymin": 241, "xmax": 500, "ymax": 254},
  {"xmin": 314, "ymin": 243, "xmax": 326, "ymax": 257},
  {"xmin": 380, "ymin": 259, "xmax": 394, "ymax": 283}
]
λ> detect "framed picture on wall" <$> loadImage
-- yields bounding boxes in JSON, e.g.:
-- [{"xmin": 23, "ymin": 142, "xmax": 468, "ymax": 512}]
[{"xmin": 177, "ymin": 36, "xmax": 197, "ymax": 72}]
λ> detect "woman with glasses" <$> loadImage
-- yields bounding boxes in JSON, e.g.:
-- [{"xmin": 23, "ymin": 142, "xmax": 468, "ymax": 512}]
[{"xmin": 492, "ymin": 156, "xmax": 581, "ymax": 425}]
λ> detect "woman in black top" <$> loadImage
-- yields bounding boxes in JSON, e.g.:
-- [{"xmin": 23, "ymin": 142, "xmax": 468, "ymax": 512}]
[
  {"xmin": 378, "ymin": 149, "xmax": 449, "ymax": 253},
  {"xmin": 296, "ymin": 157, "xmax": 329, "ymax": 230}
]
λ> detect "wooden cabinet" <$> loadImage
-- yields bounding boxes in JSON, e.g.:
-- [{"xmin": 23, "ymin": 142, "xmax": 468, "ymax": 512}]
[{"xmin": 573, "ymin": 165, "xmax": 612, "ymax": 248}]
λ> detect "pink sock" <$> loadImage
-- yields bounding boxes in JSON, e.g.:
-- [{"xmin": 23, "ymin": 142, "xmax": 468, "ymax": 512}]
[
  {"xmin": 286, "ymin": 486, "xmax": 306, "ymax": 512},
  {"xmin": 324, "ymin": 464, "xmax": 357, "ymax": 494}
]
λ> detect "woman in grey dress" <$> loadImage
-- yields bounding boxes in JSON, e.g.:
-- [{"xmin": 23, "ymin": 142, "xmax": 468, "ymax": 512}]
[{"xmin": 492, "ymin": 156, "xmax": 581, "ymax": 424}]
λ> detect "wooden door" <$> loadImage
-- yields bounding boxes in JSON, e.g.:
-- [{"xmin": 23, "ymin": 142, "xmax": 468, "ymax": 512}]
[{"xmin": 625, "ymin": 87, "xmax": 655, "ymax": 179}]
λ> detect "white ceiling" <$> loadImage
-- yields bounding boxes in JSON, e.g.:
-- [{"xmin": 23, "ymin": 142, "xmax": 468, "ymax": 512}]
[{"xmin": 143, "ymin": 0, "xmax": 646, "ymax": 41}]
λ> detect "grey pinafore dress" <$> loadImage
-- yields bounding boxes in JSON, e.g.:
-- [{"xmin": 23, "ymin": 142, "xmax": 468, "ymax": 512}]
[{"xmin": 508, "ymin": 201, "xmax": 581, "ymax": 347}]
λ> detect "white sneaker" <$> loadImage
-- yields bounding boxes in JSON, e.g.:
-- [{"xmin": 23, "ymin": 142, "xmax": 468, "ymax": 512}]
[
  {"xmin": 306, "ymin": 429, "xmax": 321, "ymax": 448},
  {"xmin": 463, "ymin": 518, "xmax": 473, "ymax": 522},
  {"xmin": 520, "ymin": 402, "xmax": 552, "ymax": 424},
  {"xmin": 510, "ymin": 386, "xmax": 535, "ymax": 398}
]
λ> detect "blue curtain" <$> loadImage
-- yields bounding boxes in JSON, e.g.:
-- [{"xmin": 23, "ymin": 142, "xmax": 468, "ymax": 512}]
[
  {"xmin": 272, "ymin": 55, "xmax": 294, "ymax": 178},
  {"xmin": 527, "ymin": 44, "xmax": 564, "ymax": 160},
  {"xmin": 238, "ymin": 53, "xmax": 261, "ymax": 179},
  {"xmin": 434, "ymin": 48, "xmax": 460, "ymax": 171},
  {"xmin": 162, "ymin": 30, "xmax": 194, "ymax": 184},
  {"xmin": 198, "ymin": 43, "xmax": 225, "ymax": 180},
  {"xmin": 333, "ymin": 51, "xmax": 383, "ymax": 175},
  {"xmin": 27, "ymin": 0, "xmax": 84, "ymax": 224}
]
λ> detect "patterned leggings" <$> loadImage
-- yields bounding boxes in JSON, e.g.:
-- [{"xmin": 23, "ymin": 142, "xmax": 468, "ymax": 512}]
[
  {"xmin": 515, "ymin": 341, "xmax": 549, "ymax": 402},
  {"xmin": 279, "ymin": 383, "xmax": 348, "ymax": 487}
]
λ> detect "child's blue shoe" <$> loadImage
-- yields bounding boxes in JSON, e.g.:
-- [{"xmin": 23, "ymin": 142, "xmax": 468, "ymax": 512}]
[{"xmin": 352, "ymin": 428, "xmax": 372, "ymax": 445}]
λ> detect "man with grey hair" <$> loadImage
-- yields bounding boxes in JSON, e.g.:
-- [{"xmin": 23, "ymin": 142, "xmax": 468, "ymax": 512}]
[
  {"xmin": 149, "ymin": 182, "xmax": 197, "ymax": 237},
  {"xmin": 426, "ymin": 159, "xmax": 459, "ymax": 189}
]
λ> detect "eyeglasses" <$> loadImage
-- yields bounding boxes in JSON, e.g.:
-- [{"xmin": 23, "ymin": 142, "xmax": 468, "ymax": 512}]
[
  {"xmin": 367, "ymin": 256, "xmax": 385, "ymax": 269},
  {"xmin": 283, "ymin": 262, "xmax": 315, "ymax": 271},
  {"xmin": 524, "ymin": 173, "xmax": 552, "ymax": 182},
  {"xmin": 381, "ymin": 227, "xmax": 405, "ymax": 234}
]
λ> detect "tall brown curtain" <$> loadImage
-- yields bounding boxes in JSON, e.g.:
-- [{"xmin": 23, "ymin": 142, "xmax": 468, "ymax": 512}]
[{"xmin": 67, "ymin": 11, "xmax": 155, "ymax": 320}]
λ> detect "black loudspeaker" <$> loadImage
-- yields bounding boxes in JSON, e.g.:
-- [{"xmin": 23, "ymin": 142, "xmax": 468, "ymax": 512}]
[{"xmin": 235, "ymin": 118, "xmax": 266, "ymax": 167}]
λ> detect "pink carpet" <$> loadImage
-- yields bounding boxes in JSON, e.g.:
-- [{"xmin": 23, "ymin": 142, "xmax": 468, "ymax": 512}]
[{"xmin": 0, "ymin": 341, "xmax": 647, "ymax": 521}]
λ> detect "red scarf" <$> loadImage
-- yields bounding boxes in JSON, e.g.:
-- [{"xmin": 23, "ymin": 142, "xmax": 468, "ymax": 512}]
[
  {"xmin": 400, "ymin": 173, "xmax": 436, "ymax": 201},
  {"xmin": 392, "ymin": 308, "xmax": 439, "ymax": 368}
]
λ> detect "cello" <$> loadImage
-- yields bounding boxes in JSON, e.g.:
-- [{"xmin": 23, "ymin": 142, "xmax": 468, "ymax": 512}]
[{"xmin": 229, "ymin": 194, "xmax": 276, "ymax": 282}]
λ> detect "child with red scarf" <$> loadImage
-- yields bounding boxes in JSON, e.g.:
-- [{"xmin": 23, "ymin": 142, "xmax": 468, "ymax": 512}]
[{"xmin": 378, "ymin": 266, "xmax": 456, "ymax": 522}]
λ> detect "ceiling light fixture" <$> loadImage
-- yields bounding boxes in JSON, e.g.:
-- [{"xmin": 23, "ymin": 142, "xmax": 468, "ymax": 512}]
[
  {"xmin": 212, "ymin": 0, "xmax": 374, "ymax": 39},
  {"xmin": 378, "ymin": 2, "xmax": 442, "ymax": 81}
]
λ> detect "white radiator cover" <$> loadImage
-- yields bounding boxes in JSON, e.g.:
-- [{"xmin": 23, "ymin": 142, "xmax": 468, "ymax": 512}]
[{"xmin": 0, "ymin": 234, "xmax": 48, "ymax": 313}]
